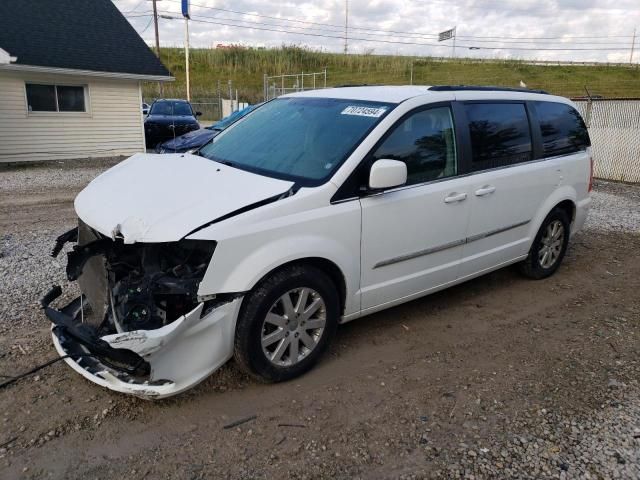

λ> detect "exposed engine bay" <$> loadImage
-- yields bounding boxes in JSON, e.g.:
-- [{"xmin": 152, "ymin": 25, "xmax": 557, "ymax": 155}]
[
  {"xmin": 59, "ymin": 221, "xmax": 216, "ymax": 334},
  {"xmin": 41, "ymin": 220, "xmax": 241, "ymax": 398}
]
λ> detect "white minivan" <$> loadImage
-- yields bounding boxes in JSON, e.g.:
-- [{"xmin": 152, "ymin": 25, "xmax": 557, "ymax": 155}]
[{"xmin": 43, "ymin": 86, "xmax": 592, "ymax": 398}]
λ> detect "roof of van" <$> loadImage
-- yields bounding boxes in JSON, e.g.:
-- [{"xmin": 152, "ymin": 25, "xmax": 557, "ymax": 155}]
[{"xmin": 284, "ymin": 85, "xmax": 568, "ymax": 105}]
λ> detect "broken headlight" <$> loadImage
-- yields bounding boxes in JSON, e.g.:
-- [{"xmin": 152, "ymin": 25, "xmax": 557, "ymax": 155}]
[
  {"xmin": 107, "ymin": 240, "xmax": 216, "ymax": 331},
  {"xmin": 66, "ymin": 222, "xmax": 216, "ymax": 333}
]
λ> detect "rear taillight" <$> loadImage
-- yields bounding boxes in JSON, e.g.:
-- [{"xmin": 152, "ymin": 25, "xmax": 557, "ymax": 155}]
[{"xmin": 588, "ymin": 154, "xmax": 594, "ymax": 192}]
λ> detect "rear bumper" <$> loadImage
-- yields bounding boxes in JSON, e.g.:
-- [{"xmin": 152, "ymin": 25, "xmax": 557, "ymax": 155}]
[
  {"xmin": 49, "ymin": 297, "xmax": 242, "ymax": 399},
  {"xmin": 572, "ymin": 195, "xmax": 591, "ymax": 235}
]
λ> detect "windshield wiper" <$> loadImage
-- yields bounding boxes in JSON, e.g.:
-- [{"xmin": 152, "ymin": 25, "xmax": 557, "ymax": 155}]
[{"xmin": 205, "ymin": 155, "xmax": 236, "ymax": 168}]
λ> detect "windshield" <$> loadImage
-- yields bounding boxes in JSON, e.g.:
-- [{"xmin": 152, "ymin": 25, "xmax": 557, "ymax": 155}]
[
  {"xmin": 150, "ymin": 101, "xmax": 193, "ymax": 116},
  {"xmin": 198, "ymin": 97, "xmax": 393, "ymax": 184}
]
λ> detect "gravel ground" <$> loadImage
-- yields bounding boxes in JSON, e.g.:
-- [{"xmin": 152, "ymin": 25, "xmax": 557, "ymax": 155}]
[
  {"xmin": 0, "ymin": 163, "xmax": 639, "ymax": 479},
  {"xmin": 586, "ymin": 180, "xmax": 640, "ymax": 232},
  {"xmin": 0, "ymin": 158, "xmax": 120, "ymax": 195}
]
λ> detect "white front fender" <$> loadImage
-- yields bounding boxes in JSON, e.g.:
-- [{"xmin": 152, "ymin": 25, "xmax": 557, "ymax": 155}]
[{"xmin": 190, "ymin": 196, "xmax": 363, "ymax": 317}]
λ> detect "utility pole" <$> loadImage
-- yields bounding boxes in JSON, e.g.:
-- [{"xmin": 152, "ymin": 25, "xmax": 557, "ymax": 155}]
[
  {"xmin": 631, "ymin": 27, "xmax": 637, "ymax": 64},
  {"xmin": 152, "ymin": 0, "xmax": 161, "ymax": 57},
  {"xmin": 217, "ymin": 80, "xmax": 221, "ymax": 119},
  {"xmin": 151, "ymin": 0, "xmax": 163, "ymax": 96},
  {"xmin": 184, "ymin": 16, "xmax": 190, "ymax": 101},
  {"xmin": 344, "ymin": 0, "xmax": 349, "ymax": 54},
  {"xmin": 452, "ymin": 26, "xmax": 457, "ymax": 59}
]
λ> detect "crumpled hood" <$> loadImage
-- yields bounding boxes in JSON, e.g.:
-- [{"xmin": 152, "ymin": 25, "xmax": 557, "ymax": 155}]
[
  {"xmin": 160, "ymin": 128, "xmax": 217, "ymax": 151},
  {"xmin": 74, "ymin": 153, "xmax": 294, "ymax": 243}
]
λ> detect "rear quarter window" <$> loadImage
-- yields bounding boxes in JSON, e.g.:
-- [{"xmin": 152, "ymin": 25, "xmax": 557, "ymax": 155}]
[
  {"xmin": 534, "ymin": 101, "xmax": 590, "ymax": 157},
  {"xmin": 464, "ymin": 103, "xmax": 533, "ymax": 171}
]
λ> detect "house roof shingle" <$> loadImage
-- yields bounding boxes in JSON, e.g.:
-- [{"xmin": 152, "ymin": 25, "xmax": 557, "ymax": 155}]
[{"xmin": 0, "ymin": 0, "xmax": 171, "ymax": 78}]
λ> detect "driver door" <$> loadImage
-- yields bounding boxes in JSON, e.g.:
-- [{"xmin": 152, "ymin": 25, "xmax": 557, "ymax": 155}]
[{"xmin": 359, "ymin": 104, "xmax": 472, "ymax": 312}]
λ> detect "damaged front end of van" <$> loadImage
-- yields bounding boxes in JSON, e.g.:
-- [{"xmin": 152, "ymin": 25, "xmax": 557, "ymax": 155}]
[
  {"xmin": 39, "ymin": 152, "xmax": 295, "ymax": 399},
  {"xmin": 42, "ymin": 221, "xmax": 242, "ymax": 399}
]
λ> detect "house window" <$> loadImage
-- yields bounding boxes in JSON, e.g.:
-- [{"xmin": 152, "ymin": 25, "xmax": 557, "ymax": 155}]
[{"xmin": 25, "ymin": 83, "xmax": 86, "ymax": 112}]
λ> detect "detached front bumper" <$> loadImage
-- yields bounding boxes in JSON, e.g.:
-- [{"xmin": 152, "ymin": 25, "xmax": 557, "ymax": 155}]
[{"xmin": 45, "ymin": 294, "xmax": 242, "ymax": 399}]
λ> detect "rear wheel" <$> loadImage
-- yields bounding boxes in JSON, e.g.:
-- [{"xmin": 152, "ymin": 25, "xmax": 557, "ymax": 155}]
[
  {"xmin": 234, "ymin": 265, "xmax": 339, "ymax": 382},
  {"xmin": 518, "ymin": 208, "xmax": 571, "ymax": 279}
]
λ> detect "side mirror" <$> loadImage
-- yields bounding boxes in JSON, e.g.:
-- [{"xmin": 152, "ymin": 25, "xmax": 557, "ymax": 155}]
[
  {"xmin": 195, "ymin": 111, "xmax": 203, "ymax": 117},
  {"xmin": 368, "ymin": 159, "xmax": 407, "ymax": 190}
]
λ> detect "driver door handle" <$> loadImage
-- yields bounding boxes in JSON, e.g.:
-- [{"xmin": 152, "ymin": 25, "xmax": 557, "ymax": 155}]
[
  {"xmin": 444, "ymin": 192, "xmax": 467, "ymax": 204},
  {"xmin": 475, "ymin": 185, "xmax": 496, "ymax": 197}
]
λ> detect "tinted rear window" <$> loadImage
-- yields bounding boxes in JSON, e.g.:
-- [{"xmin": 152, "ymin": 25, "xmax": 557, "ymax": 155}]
[
  {"xmin": 464, "ymin": 103, "xmax": 532, "ymax": 171},
  {"xmin": 534, "ymin": 101, "xmax": 590, "ymax": 156}
]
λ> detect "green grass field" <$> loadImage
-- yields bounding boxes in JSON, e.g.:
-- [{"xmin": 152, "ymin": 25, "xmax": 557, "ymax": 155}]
[{"xmin": 144, "ymin": 46, "xmax": 640, "ymax": 119}]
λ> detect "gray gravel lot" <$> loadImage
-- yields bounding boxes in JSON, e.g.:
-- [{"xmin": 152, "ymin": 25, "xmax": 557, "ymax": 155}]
[
  {"xmin": 0, "ymin": 158, "xmax": 120, "ymax": 195},
  {"xmin": 586, "ymin": 180, "xmax": 640, "ymax": 232},
  {"xmin": 0, "ymin": 163, "xmax": 639, "ymax": 479}
]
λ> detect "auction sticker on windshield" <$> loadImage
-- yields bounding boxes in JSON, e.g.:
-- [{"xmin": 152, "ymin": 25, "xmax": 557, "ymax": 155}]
[{"xmin": 341, "ymin": 106, "xmax": 388, "ymax": 118}]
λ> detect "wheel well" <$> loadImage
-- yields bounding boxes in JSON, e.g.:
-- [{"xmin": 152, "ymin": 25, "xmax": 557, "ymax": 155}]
[
  {"xmin": 554, "ymin": 200, "xmax": 576, "ymax": 224},
  {"xmin": 256, "ymin": 258, "xmax": 347, "ymax": 315}
]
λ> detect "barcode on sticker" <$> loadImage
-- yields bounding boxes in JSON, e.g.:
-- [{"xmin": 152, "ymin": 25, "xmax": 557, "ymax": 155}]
[{"xmin": 341, "ymin": 106, "xmax": 387, "ymax": 118}]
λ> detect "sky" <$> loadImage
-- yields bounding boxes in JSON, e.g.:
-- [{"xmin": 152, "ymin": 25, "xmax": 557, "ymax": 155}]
[{"xmin": 114, "ymin": 0, "xmax": 640, "ymax": 63}]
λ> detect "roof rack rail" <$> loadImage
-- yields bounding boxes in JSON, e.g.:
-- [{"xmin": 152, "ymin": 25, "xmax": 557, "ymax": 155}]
[
  {"xmin": 332, "ymin": 83, "xmax": 374, "ymax": 88},
  {"xmin": 428, "ymin": 85, "xmax": 550, "ymax": 95}
]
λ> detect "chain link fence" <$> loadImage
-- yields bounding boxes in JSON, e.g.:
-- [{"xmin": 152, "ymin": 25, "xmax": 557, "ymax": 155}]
[
  {"xmin": 263, "ymin": 70, "xmax": 328, "ymax": 101},
  {"xmin": 190, "ymin": 100, "xmax": 221, "ymax": 123},
  {"xmin": 574, "ymin": 99, "xmax": 640, "ymax": 183}
]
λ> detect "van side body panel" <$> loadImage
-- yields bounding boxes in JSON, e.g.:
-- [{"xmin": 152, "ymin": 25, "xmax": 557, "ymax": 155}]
[{"xmin": 188, "ymin": 185, "xmax": 364, "ymax": 318}]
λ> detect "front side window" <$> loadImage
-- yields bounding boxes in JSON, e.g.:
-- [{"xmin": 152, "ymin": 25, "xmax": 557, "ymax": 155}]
[
  {"xmin": 26, "ymin": 84, "xmax": 86, "ymax": 112},
  {"xmin": 465, "ymin": 103, "xmax": 532, "ymax": 171},
  {"xmin": 535, "ymin": 101, "xmax": 590, "ymax": 156},
  {"xmin": 150, "ymin": 101, "xmax": 194, "ymax": 116},
  {"xmin": 371, "ymin": 106, "xmax": 457, "ymax": 185},
  {"xmin": 198, "ymin": 97, "xmax": 393, "ymax": 184}
]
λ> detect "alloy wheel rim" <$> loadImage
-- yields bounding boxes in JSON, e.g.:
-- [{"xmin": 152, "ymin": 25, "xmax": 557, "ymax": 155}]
[
  {"xmin": 538, "ymin": 220, "xmax": 565, "ymax": 269},
  {"xmin": 261, "ymin": 287, "xmax": 327, "ymax": 367}
]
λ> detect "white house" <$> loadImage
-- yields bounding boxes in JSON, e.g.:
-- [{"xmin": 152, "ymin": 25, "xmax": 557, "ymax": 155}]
[{"xmin": 0, "ymin": 0, "xmax": 173, "ymax": 163}]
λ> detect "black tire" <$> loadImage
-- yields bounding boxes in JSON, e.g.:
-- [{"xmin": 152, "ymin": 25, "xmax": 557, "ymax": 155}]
[
  {"xmin": 518, "ymin": 208, "xmax": 571, "ymax": 280},
  {"xmin": 233, "ymin": 265, "xmax": 339, "ymax": 382}
]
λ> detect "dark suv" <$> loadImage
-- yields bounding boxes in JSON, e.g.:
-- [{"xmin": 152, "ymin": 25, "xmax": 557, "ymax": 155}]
[{"xmin": 144, "ymin": 99, "xmax": 201, "ymax": 149}]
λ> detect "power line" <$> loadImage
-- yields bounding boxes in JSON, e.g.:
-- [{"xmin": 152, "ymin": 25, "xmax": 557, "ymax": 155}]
[
  {"xmin": 162, "ymin": 0, "xmax": 411, "ymax": 36},
  {"xmin": 457, "ymin": 34, "xmax": 635, "ymax": 40},
  {"xmin": 150, "ymin": 9, "xmax": 634, "ymax": 48},
  {"xmin": 124, "ymin": 12, "xmax": 153, "ymax": 18},
  {"xmin": 139, "ymin": 15, "xmax": 154, "ymax": 34},
  {"xmin": 160, "ymin": 0, "xmax": 635, "ymax": 42},
  {"xmin": 159, "ymin": 13, "xmax": 632, "ymax": 51},
  {"xmin": 120, "ymin": 0, "xmax": 147, "ymax": 14}
]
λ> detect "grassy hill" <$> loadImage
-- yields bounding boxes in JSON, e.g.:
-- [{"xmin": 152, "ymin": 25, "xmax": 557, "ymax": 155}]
[{"xmin": 144, "ymin": 46, "xmax": 640, "ymax": 119}]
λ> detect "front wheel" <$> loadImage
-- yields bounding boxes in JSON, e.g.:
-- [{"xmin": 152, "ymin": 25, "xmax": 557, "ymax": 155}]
[
  {"xmin": 233, "ymin": 265, "xmax": 339, "ymax": 382},
  {"xmin": 518, "ymin": 208, "xmax": 571, "ymax": 279}
]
